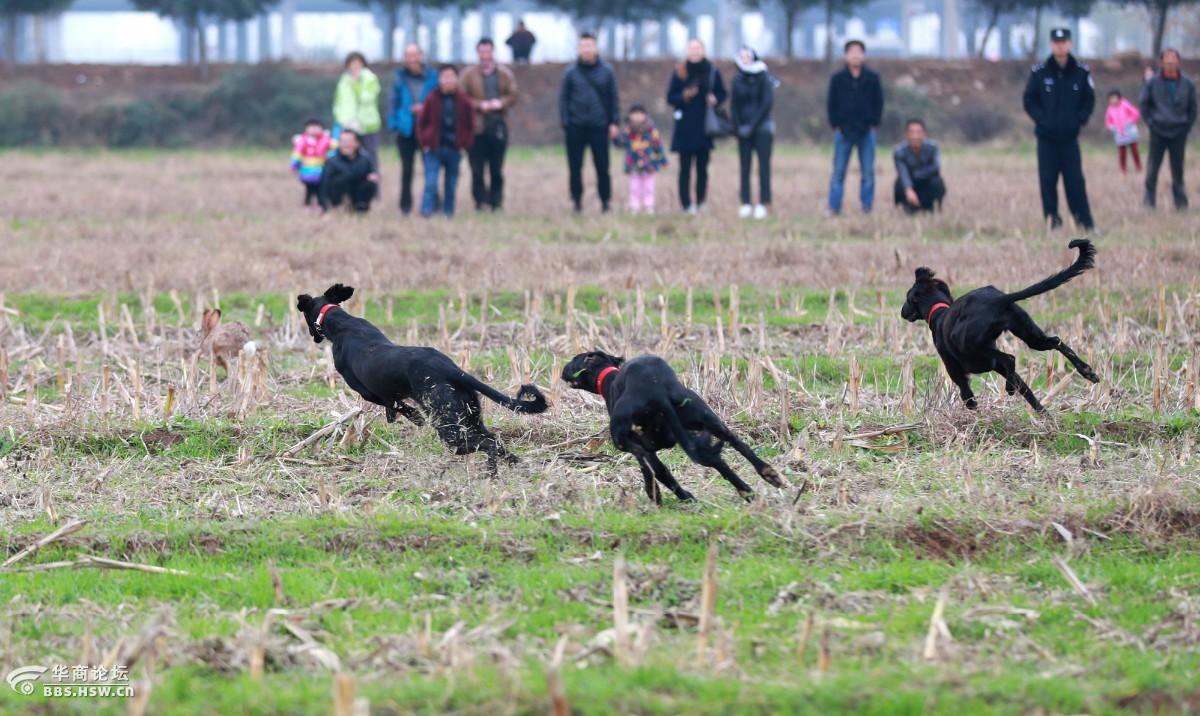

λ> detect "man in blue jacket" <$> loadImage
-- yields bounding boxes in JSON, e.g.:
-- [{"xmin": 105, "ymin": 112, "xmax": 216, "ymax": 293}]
[
  {"xmin": 1023, "ymin": 28, "xmax": 1096, "ymax": 231},
  {"xmin": 389, "ymin": 43, "xmax": 438, "ymax": 216},
  {"xmin": 826, "ymin": 40, "xmax": 884, "ymax": 216}
]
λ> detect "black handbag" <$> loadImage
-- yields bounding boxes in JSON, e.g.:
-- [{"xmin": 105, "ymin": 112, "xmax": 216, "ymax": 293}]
[{"xmin": 704, "ymin": 64, "xmax": 733, "ymax": 139}]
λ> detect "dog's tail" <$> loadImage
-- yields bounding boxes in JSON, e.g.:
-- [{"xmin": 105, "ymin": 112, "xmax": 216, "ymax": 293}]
[
  {"xmin": 658, "ymin": 398, "xmax": 722, "ymax": 465},
  {"xmin": 1005, "ymin": 239, "xmax": 1096, "ymax": 304},
  {"xmin": 452, "ymin": 372, "xmax": 549, "ymax": 414}
]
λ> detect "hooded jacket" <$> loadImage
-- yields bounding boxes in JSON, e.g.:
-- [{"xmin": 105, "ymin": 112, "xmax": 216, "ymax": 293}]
[
  {"xmin": 1022, "ymin": 54, "xmax": 1095, "ymax": 141},
  {"xmin": 416, "ymin": 90, "xmax": 476, "ymax": 151},
  {"xmin": 333, "ymin": 67, "xmax": 383, "ymax": 135},
  {"xmin": 730, "ymin": 58, "xmax": 775, "ymax": 139}
]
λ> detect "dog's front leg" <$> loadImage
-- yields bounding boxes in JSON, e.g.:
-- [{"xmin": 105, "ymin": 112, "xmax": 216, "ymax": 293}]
[
  {"xmin": 944, "ymin": 363, "xmax": 977, "ymax": 409},
  {"xmin": 390, "ymin": 400, "xmax": 426, "ymax": 426}
]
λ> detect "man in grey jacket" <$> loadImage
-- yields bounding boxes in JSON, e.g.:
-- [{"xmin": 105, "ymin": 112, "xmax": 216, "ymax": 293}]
[
  {"xmin": 893, "ymin": 118, "xmax": 945, "ymax": 213},
  {"xmin": 559, "ymin": 32, "xmax": 620, "ymax": 212},
  {"xmin": 1140, "ymin": 48, "xmax": 1197, "ymax": 210}
]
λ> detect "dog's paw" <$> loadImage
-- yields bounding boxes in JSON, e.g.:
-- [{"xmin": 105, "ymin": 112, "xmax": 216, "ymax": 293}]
[
  {"xmin": 760, "ymin": 465, "xmax": 784, "ymax": 488},
  {"xmin": 1079, "ymin": 367, "xmax": 1101, "ymax": 384},
  {"xmin": 1005, "ymin": 382, "xmax": 1017, "ymax": 396},
  {"xmin": 964, "ymin": 397, "xmax": 979, "ymax": 409},
  {"xmin": 676, "ymin": 490, "xmax": 696, "ymax": 502},
  {"xmin": 738, "ymin": 489, "xmax": 755, "ymax": 503}
]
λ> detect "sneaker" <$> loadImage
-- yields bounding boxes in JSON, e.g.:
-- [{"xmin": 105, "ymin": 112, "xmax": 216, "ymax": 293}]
[
  {"xmin": 645, "ymin": 207, "xmax": 656, "ymax": 216},
  {"xmin": 573, "ymin": 200, "xmax": 583, "ymax": 214},
  {"xmin": 753, "ymin": 204, "xmax": 768, "ymax": 220},
  {"xmin": 1048, "ymin": 214, "xmax": 1064, "ymax": 229},
  {"xmin": 823, "ymin": 207, "xmax": 839, "ymax": 219},
  {"xmin": 1143, "ymin": 191, "xmax": 1156, "ymax": 209},
  {"xmin": 629, "ymin": 206, "xmax": 641, "ymax": 215},
  {"xmin": 685, "ymin": 205, "xmax": 698, "ymax": 215},
  {"xmin": 738, "ymin": 204, "xmax": 753, "ymax": 219}
]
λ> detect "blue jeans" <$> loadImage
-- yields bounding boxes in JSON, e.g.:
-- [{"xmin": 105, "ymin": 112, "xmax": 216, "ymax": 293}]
[
  {"xmin": 421, "ymin": 147, "xmax": 461, "ymax": 217},
  {"xmin": 828, "ymin": 128, "xmax": 876, "ymax": 213}
]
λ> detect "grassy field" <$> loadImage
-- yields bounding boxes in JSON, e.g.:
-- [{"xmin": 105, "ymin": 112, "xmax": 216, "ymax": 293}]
[{"xmin": 1, "ymin": 146, "xmax": 1199, "ymax": 715}]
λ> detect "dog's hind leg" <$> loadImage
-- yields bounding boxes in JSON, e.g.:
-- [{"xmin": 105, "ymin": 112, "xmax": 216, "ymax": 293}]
[
  {"xmin": 1009, "ymin": 308, "xmax": 1100, "ymax": 383},
  {"xmin": 991, "ymin": 350, "xmax": 1045, "ymax": 413},
  {"xmin": 707, "ymin": 457, "xmax": 756, "ymax": 502},
  {"xmin": 679, "ymin": 399, "xmax": 783, "ymax": 487},
  {"xmin": 643, "ymin": 451, "xmax": 695, "ymax": 502}
]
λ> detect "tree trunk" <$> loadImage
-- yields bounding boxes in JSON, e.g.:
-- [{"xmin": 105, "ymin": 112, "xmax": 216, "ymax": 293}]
[
  {"xmin": 824, "ymin": 0, "xmax": 835, "ymax": 67},
  {"xmin": 3, "ymin": 14, "xmax": 19, "ymax": 66},
  {"xmin": 785, "ymin": 9, "xmax": 796, "ymax": 58},
  {"xmin": 1027, "ymin": 2, "xmax": 1043, "ymax": 61},
  {"xmin": 978, "ymin": 7, "xmax": 999, "ymax": 59},
  {"xmin": 1151, "ymin": 0, "xmax": 1169, "ymax": 58},
  {"xmin": 195, "ymin": 20, "xmax": 209, "ymax": 79},
  {"xmin": 384, "ymin": 5, "xmax": 397, "ymax": 61}
]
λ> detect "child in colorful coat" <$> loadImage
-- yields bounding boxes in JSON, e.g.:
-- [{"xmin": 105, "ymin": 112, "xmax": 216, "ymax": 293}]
[
  {"xmin": 1105, "ymin": 90, "xmax": 1142, "ymax": 174},
  {"xmin": 613, "ymin": 104, "xmax": 667, "ymax": 214},
  {"xmin": 291, "ymin": 118, "xmax": 334, "ymax": 209}
]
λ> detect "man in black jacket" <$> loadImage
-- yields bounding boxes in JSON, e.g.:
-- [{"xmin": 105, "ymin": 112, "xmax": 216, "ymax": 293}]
[
  {"xmin": 826, "ymin": 40, "xmax": 884, "ymax": 216},
  {"xmin": 1140, "ymin": 48, "xmax": 1197, "ymax": 210},
  {"xmin": 320, "ymin": 129, "xmax": 380, "ymax": 213},
  {"xmin": 1023, "ymin": 28, "xmax": 1095, "ymax": 230},
  {"xmin": 559, "ymin": 32, "xmax": 620, "ymax": 213}
]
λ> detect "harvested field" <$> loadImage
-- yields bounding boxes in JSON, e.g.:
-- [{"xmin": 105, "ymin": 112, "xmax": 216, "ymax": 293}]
[{"xmin": 1, "ymin": 146, "xmax": 1199, "ymax": 714}]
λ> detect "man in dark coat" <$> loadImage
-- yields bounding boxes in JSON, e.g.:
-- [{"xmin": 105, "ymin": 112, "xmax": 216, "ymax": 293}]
[
  {"xmin": 506, "ymin": 20, "xmax": 536, "ymax": 64},
  {"xmin": 1022, "ymin": 28, "xmax": 1096, "ymax": 230},
  {"xmin": 559, "ymin": 33, "xmax": 620, "ymax": 213},
  {"xmin": 825, "ymin": 40, "xmax": 884, "ymax": 216},
  {"xmin": 666, "ymin": 38, "xmax": 727, "ymax": 213},
  {"xmin": 1140, "ymin": 48, "xmax": 1197, "ymax": 211},
  {"xmin": 319, "ymin": 129, "xmax": 379, "ymax": 213},
  {"xmin": 893, "ymin": 118, "xmax": 945, "ymax": 213}
]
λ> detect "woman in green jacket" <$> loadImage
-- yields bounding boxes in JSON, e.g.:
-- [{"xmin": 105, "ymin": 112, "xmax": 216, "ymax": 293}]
[{"xmin": 333, "ymin": 51, "xmax": 383, "ymax": 158}]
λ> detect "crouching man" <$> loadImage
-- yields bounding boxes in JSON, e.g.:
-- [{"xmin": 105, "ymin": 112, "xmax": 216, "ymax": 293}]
[
  {"xmin": 893, "ymin": 118, "xmax": 946, "ymax": 213},
  {"xmin": 320, "ymin": 129, "xmax": 380, "ymax": 213}
]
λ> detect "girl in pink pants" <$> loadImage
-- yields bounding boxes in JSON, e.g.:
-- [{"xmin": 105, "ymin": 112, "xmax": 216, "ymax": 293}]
[{"xmin": 614, "ymin": 104, "xmax": 667, "ymax": 214}]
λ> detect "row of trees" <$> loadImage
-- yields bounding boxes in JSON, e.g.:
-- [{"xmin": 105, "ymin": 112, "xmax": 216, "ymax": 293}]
[{"xmin": 2, "ymin": 0, "xmax": 1195, "ymax": 69}]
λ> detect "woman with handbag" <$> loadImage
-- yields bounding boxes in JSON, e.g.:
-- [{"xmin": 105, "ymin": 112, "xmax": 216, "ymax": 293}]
[{"xmin": 666, "ymin": 38, "xmax": 727, "ymax": 214}]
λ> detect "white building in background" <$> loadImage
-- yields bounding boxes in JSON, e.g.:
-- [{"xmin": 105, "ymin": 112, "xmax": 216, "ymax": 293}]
[{"xmin": 7, "ymin": 0, "xmax": 1193, "ymax": 65}]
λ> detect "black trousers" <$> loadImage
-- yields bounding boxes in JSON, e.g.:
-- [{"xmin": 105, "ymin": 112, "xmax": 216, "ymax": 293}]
[
  {"xmin": 1144, "ymin": 131, "xmax": 1189, "ymax": 209},
  {"xmin": 565, "ymin": 125, "xmax": 611, "ymax": 208},
  {"xmin": 1036, "ymin": 137, "xmax": 1094, "ymax": 229},
  {"xmin": 737, "ymin": 132, "xmax": 773, "ymax": 205},
  {"xmin": 323, "ymin": 176, "xmax": 377, "ymax": 213},
  {"xmin": 893, "ymin": 175, "xmax": 946, "ymax": 213},
  {"xmin": 678, "ymin": 150, "xmax": 710, "ymax": 208},
  {"xmin": 303, "ymin": 183, "xmax": 320, "ymax": 206},
  {"xmin": 396, "ymin": 134, "xmax": 420, "ymax": 214},
  {"xmin": 469, "ymin": 132, "xmax": 507, "ymax": 210}
]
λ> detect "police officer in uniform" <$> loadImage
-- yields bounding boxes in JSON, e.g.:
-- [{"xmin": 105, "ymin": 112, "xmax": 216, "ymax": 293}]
[{"xmin": 1023, "ymin": 28, "xmax": 1096, "ymax": 231}]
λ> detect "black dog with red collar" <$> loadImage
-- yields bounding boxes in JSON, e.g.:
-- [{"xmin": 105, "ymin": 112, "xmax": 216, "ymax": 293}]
[
  {"xmin": 297, "ymin": 283, "xmax": 547, "ymax": 474},
  {"xmin": 901, "ymin": 239, "xmax": 1100, "ymax": 412},
  {"xmin": 562, "ymin": 351, "xmax": 783, "ymax": 504}
]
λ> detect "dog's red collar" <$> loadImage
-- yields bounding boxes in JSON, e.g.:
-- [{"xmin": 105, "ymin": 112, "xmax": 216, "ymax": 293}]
[
  {"xmin": 596, "ymin": 366, "xmax": 619, "ymax": 395},
  {"xmin": 926, "ymin": 302, "xmax": 950, "ymax": 323},
  {"xmin": 316, "ymin": 303, "xmax": 340, "ymax": 328}
]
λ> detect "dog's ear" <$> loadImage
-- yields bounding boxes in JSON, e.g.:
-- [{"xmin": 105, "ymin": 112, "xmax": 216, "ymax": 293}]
[
  {"xmin": 915, "ymin": 267, "xmax": 935, "ymax": 281},
  {"xmin": 933, "ymin": 279, "xmax": 952, "ymax": 297},
  {"xmin": 324, "ymin": 284, "xmax": 354, "ymax": 304},
  {"xmin": 297, "ymin": 294, "xmax": 314, "ymax": 313},
  {"xmin": 613, "ymin": 356, "xmax": 625, "ymax": 366}
]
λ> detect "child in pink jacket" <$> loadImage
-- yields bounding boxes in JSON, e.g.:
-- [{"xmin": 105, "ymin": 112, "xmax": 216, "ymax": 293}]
[
  {"xmin": 291, "ymin": 118, "xmax": 335, "ymax": 210},
  {"xmin": 1105, "ymin": 90, "xmax": 1141, "ymax": 174}
]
